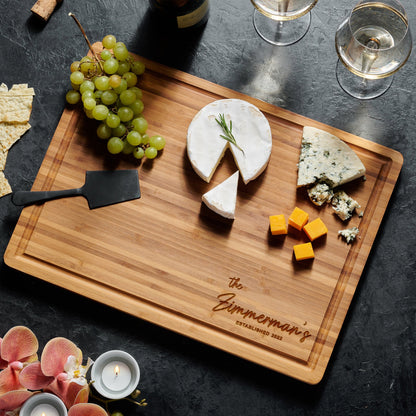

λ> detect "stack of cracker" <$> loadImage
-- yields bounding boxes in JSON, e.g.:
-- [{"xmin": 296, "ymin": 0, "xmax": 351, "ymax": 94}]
[{"xmin": 0, "ymin": 83, "xmax": 34, "ymax": 198}]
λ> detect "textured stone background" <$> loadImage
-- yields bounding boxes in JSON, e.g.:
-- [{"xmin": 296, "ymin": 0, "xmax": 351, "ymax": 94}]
[{"xmin": 0, "ymin": 0, "xmax": 415, "ymax": 414}]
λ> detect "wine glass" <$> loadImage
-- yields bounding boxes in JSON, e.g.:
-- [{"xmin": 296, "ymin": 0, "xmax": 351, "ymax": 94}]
[
  {"xmin": 251, "ymin": 0, "xmax": 318, "ymax": 46},
  {"xmin": 335, "ymin": 0, "xmax": 412, "ymax": 99}
]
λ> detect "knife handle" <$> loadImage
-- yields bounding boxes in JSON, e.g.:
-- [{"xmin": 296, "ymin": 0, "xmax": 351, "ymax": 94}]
[{"xmin": 12, "ymin": 188, "xmax": 83, "ymax": 207}]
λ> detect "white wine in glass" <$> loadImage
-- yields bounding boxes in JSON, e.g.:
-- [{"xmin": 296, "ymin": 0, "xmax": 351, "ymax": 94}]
[
  {"xmin": 251, "ymin": 0, "xmax": 318, "ymax": 46},
  {"xmin": 335, "ymin": 0, "xmax": 412, "ymax": 99}
]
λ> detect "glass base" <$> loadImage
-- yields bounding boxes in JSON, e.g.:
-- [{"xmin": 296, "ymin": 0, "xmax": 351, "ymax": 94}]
[
  {"xmin": 336, "ymin": 60, "xmax": 393, "ymax": 100},
  {"xmin": 253, "ymin": 9, "xmax": 311, "ymax": 46}
]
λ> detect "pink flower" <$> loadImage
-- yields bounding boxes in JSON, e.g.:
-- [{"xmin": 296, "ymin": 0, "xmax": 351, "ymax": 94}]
[
  {"xmin": 20, "ymin": 337, "xmax": 91, "ymax": 409},
  {"xmin": 68, "ymin": 403, "xmax": 108, "ymax": 416},
  {"xmin": 0, "ymin": 326, "xmax": 38, "ymax": 396},
  {"xmin": 0, "ymin": 390, "xmax": 34, "ymax": 415}
]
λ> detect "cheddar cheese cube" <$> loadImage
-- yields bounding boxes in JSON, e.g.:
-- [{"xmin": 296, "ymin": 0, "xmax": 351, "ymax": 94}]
[
  {"xmin": 288, "ymin": 207, "xmax": 309, "ymax": 231},
  {"xmin": 269, "ymin": 214, "xmax": 287, "ymax": 235},
  {"xmin": 303, "ymin": 218, "xmax": 328, "ymax": 241},
  {"xmin": 293, "ymin": 242, "xmax": 315, "ymax": 261}
]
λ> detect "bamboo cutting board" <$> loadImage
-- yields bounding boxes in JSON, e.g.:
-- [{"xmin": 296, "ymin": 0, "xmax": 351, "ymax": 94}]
[{"xmin": 5, "ymin": 46, "xmax": 402, "ymax": 384}]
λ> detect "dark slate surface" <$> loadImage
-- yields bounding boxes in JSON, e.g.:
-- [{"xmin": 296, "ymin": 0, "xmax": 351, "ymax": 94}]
[{"xmin": 0, "ymin": 0, "xmax": 415, "ymax": 414}]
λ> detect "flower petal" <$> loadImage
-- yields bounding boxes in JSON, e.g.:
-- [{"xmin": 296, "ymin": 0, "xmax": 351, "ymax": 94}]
[
  {"xmin": 0, "ymin": 390, "xmax": 33, "ymax": 411},
  {"xmin": 68, "ymin": 403, "xmax": 108, "ymax": 416},
  {"xmin": 19, "ymin": 362, "xmax": 54, "ymax": 390},
  {"xmin": 41, "ymin": 338, "xmax": 79, "ymax": 377},
  {"xmin": 0, "ymin": 327, "xmax": 38, "ymax": 364},
  {"xmin": 0, "ymin": 339, "xmax": 8, "ymax": 369},
  {"xmin": 73, "ymin": 386, "xmax": 89, "ymax": 405},
  {"xmin": 0, "ymin": 368, "xmax": 24, "ymax": 396},
  {"xmin": 64, "ymin": 382, "xmax": 86, "ymax": 409}
]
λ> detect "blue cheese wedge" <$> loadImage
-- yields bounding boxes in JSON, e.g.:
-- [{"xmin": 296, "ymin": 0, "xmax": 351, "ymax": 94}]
[
  {"xmin": 187, "ymin": 99, "xmax": 272, "ymax": 184},
  {"xmin": 338, "ymin": 226, "xmax": 359, "ymax": 243},
  {"xmin": 297, "ymin": 126, "xmax": 366, "ymax": 188},
  {"xmin": 331, "ymin": 191, "xmax": 361, "ymax": 221},
  {"xmin": 202, "ymin": 171, "xmax": 239, "ymax": 219}
]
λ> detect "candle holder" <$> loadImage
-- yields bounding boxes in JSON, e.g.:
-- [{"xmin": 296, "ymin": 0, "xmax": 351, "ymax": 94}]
[
  {"xmin": 19, "ymin": 393, "xmax": 67, "ymax": 416},
  {"xmin": 91, "ymin": 350, "xmax": 140, "ymax": 400}
]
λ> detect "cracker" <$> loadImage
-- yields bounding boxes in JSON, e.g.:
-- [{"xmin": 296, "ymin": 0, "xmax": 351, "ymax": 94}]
[
  {"xmin": 0, "ymin": 122, "xmax": 31, "ymax": 151},
  {"xmin": 0, "ymin": 171, "xmax": 12, "ymax": 198},
  {"xmin": 0, "ymin": 149, "xmax": 7, "ymax": 170},
  {"xmin": 0, "ymin": 95, "xmax": 34, "ymax": 123}
]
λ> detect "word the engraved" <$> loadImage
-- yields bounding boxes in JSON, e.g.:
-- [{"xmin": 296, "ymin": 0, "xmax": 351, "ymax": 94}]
[{"xmin": 212, "ymin": 277, "xmax": 312, "ymax": 344}]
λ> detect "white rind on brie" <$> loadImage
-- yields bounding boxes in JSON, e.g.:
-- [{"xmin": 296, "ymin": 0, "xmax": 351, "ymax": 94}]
[
  {"xmin": 297, "ymin": 126, "xmax": 366, "ymax": 188},
  {"xmin": 202, "ymin": 171, "xmax": 239, "ymax": 219},
  {"xmin": 187, "ymin": 99, "xmax": 272, "ymax": 184}
]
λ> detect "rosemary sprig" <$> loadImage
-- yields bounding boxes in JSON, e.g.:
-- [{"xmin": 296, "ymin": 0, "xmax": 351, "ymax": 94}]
[{"xmin": 215, "ymin": 113, "xmax": 245, "ymax": 155}]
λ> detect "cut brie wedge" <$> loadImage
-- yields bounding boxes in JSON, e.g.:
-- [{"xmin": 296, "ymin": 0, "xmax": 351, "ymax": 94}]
[
  {"xmin": 187, "ymin": 99, "xmax": 272, "ymax": 184},
  {"xmin": 202, "ymin": 171, "xmax": 239, "ymax": 219},
  {"xmin": 297, "ymin": 126, "xmax": 366, "ymax": 188}
]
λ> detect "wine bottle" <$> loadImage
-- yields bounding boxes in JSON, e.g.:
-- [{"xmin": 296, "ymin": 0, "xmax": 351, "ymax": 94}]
[{"xmin": 149, "ymin": 0, "xmax": 209, "ymax": 30}]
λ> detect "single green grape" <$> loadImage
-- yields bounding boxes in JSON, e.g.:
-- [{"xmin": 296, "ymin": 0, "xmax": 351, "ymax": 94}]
[
  {"xmin": 129, "ymin": 87, "xmax": 143, "ymax": 99},
  {"xmin": 101, "ymin": 49, "xmax": 112, "ymax": 61},
  {"xmin": 133, "ymin": 146, "xmax": 145, "ymax": 159},
  {"xmin": 120, "ymin": 89, "xmax": 136, "ymax": 106},
  {"xmin": 79, "ymin": 57, "xmax": 96, "ymax": 74},
  {"xmin": 83, "ymin": 97, "xmax": 97, "ymax": 111},
  {"xmin": 97, "ymin": 123, "xmax": 112, "ymax": 140},
  {"xmin": 107, "ymin": 137, "xmax": 124, "ymax": 154},
  {"xmin": 122, "ymin": 141, "xmax": 135, "ymax": 155},
  {"xmin": 131, "ymin": 61, "xmax": 145, "ymax": 75},
  {"xmin": 129, "ymin": 99, "xmax": 144, "ymax": 116},
  {"xmin": 84, "ymin": 108, "xmax": 94, "ymax": 119},
  {"xmin": 117, "ymin": 61, "xmax": 131, "ymax": 76},
  {"xmin": 109, "ymin": 74, "xmax": 122, "ymax": 89},
  {"xmin": 117, "ymin": 106, "xmax": 134, "ymax": 122},
  {"xmin": 122, "ymin": 72, "xmax": 138, "ymax": 88},
  {"xmin": 79, "ymin": 80, "xmax": 95, "ymax": 94},
  {"xmin": 149, "ymin": 135, "xmax": 166, "ymax": 150},
  {"xmin": 70, "ymin": 61, "xmax": 80, "ymax": 73},
  {"xmin": 112, "ymin": 124, "xmax": 127, "ymax": 137},
  {"xmin": 66, "ymin": 90, "xmax": 80, "ymax": 104},
  {"xmin": 100, "ymin": 90, "xmax": 118, "ymax": 106},
  {"xmin": 103, "ymin": 34, "xmax": 117, "ymax": 49},
  {"xmin": 81, "ymin": 90, "xmax": 95, "ymax": 101},
  {"xmin": 95, "ymin": 76, "xmax": 110, "ymax": 91},
  {"xmin": 145, "ymin": 146, "xmax": 158, "ymax": 159},
  {"xmin": 103, "ymin": 58, "xmax": 119, "ymax": 75},
  {"xmin": 141, "ymin": 133, "xmax": 150, "ymax": 145},
  {"xmin": 126, "ymin": 131, "xmax": 142, "ymax": 146},
  {"xmin": 94, "ymin": 90, "xmax": 103, "ymax": 100},
  {"xmin": 131, "ymin": 117, "xmax": 148, "ymax": 134},
  {"xmin": 70, "ymin": 71, "xmax": 84, "ymax": 85},
  {"xmin": 114, "ymin": 42, "xmax": 129, "ymax": 61},
  {"xmin": 92, "ymin": 104, "xmax": 109, "ymax": 120},
  {"xmin": 106, "ymin": 113, "xmax": 121, "ymax": 129}
]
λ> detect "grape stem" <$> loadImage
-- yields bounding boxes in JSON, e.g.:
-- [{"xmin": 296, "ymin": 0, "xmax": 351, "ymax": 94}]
[{"xmin": 69, "ymin": 12, "xmax": 104, "ymax": 72}]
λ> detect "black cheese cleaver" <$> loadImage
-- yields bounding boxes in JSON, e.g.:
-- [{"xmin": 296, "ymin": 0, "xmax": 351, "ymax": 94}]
[{"xmin": 12, "ymin": 170, "xmax": 141, "ymax": 209}]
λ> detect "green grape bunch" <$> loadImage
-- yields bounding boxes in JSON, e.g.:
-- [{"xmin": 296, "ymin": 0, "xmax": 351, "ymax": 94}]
[{"xmin": 65, "ymin": 34, "xmax": 166, "ymax": 160}]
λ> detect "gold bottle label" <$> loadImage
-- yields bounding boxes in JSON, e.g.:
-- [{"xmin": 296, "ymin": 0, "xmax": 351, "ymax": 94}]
[{"xmin": 176, "ymin": 0, "xmax": 209, "ymax": 28}]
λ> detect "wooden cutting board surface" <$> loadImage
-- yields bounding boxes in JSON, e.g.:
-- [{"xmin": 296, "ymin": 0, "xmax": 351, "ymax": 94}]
[{"xmin": 5, "ymin": 45, "xmax": 402, "ymax": 384}]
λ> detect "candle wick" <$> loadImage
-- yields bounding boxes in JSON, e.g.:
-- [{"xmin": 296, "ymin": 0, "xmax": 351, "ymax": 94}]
[{"xmin": 114, "ymin": 365, "xmax": 120, "ymax": 377}]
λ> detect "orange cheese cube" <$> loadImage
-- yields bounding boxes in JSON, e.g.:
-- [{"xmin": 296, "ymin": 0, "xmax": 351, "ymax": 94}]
[
  {"xmin": 293, "ymin": 242, "xmax": 315, "ymax": 261},
  {"xmin": 269, "ymin": 214, "xmax": 287, "ymax": 235},
  {"xmin": 303, "ymin": 218, "xmax": 328, "ymax": 241},
  {"xmin": 288, "ymin": 207, "xmax": 309, "ymax": 230}
]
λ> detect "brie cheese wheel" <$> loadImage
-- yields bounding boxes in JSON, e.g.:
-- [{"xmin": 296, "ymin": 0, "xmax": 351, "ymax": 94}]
[
  {"xmin": 297, "ymin": 126, "xmax": 366, "ymax": 188},
  {"xmin": 187, "ymin": 99, "xmax": 272, "ymax": 184},
  {"xmin": 202, "ymin": 171, "xmax": 239, "ymax": 219}
]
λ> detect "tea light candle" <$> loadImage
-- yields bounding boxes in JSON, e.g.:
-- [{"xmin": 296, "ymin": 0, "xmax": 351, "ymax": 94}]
[
  {"xmin": 19, "ymin": 393, "xmax": 67, "ymax": 416},
  {"xmin": 91, "ymin": 350, "xmax": 140, "ymax": 399}
]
